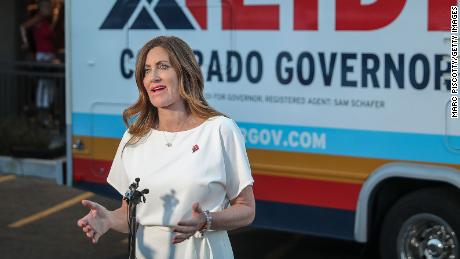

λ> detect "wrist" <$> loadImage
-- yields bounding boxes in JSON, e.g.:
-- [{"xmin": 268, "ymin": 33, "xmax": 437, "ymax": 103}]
[
  {"xmin": 106, "ymin": 210, "xmax": 115, "ymax": 230},
  {"xmin": 199, "ymin": 210, "xmax": 212, "ymax": 234},
  {"xmin": 198, "ymin": 213, "xmax": 206, "ymax": 230},
  {"xmin": 108, "ymin": 208, "xmax": 124, "ymax": 232}
]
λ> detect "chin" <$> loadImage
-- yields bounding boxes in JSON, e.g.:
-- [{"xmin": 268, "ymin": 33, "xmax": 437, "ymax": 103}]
[{"xmin": 149, "ymin": 100, "xmax": 171, "ymax": 109}]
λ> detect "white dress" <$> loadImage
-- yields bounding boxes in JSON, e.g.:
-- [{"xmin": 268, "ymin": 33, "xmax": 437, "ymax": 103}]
[{"xmin": 107, "ymin": 116, "xmax": 254, "ymax": 259}]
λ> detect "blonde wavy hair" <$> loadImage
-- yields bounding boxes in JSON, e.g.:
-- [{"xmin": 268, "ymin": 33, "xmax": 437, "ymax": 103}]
[{"xmin": 122, "ymin": 36, "xmax": 223, "ymax": 147}]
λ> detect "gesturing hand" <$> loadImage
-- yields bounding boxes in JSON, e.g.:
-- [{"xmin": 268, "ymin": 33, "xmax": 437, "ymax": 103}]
[
  {"xmin": 77, "ymin": 200, "xmax": 111, "ymax": 244},
  {"xmin": 173, "ymin": 202, "xmax": 207, "ymax": 244}
]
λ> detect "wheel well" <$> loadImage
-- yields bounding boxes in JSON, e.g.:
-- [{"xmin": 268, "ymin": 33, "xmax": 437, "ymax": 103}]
[{"xmin": 366, "ymin": 178, "xmax": 460, "ymax": 244}]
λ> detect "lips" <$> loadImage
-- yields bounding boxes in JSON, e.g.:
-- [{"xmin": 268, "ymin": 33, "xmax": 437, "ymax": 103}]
[{"xmin": 150, "ymin": 85, "xmax": 166, "ymax": 93}]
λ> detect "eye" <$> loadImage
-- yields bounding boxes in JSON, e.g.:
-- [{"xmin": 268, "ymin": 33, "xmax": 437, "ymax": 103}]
[
  {"xmin": 158, "ymin": 63, "xmax": 169, "ymax": 70},
  {"xmin": 144, "ymin": 68, "xmax": 152, "ymax": 77}
]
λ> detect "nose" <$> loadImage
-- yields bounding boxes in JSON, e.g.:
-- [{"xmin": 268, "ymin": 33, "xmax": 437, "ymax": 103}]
[{"xmin": 150, "ymin": 70, "xmax": 160, "ymax": 82}]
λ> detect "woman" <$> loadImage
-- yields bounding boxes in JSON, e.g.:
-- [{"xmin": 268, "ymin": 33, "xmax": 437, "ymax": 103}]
[
  {"xmin": 77, "ymin": 36, "xmax": 255, "ymax": 259},
  {"xmin": 20, "ymin": 0, "xmax": 61, "ymax": 109}
]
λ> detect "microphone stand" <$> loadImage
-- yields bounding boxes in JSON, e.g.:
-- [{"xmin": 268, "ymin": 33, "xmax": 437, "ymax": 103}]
[{"xmin": 124, "ymin": 178, "xmax": 149, "ymax": 259}]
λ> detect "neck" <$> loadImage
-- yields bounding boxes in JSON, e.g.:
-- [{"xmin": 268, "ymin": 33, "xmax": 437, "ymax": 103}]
[{"xmin": 156, "ymin": 107, "xmax": 191, "ymax": 132}]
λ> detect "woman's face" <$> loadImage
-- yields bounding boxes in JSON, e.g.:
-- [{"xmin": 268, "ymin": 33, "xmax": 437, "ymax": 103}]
[
  {"xmin": 39, "ymin": 1, "xmax": 52, "ymax": 16},
  {"xmin": 143, "ymin": 47, "xmax": 183, "ymax": 110}
]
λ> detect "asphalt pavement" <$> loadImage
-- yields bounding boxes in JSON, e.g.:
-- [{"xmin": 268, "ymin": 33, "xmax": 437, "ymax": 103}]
[{"xmin": 0, "ymin": 174, "xmax": 367, "ymax": 259}]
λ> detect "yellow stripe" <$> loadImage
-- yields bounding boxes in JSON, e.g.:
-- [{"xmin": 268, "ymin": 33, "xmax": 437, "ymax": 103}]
[
  {"xmin": 8, "ymin": 192, "xmax": 94, "ymax": 228},
  {"xmin": 249, "ymin": 150, "xmax": 460, "ymax": 183},
  {"xmin": 249, "ymin": 150, "xmax": 385, "ymax": 183},
  {"xmin": 0, "ymin": 175, "xmax": 16, "ymax": 183},
  {"xmin": 72, "ymin": 136, "xmax": 118, "ymax": 160},
  {"xmin": 253, "ymin": 169, "xmax": 364, "ymax": 184},
  {"xmin": 121, "ymin": 238, "xmax": 129, "ymax": 244}
]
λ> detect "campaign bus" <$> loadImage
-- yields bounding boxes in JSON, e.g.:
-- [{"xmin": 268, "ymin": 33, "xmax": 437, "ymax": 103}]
[{"xmin": 66, "ymin": 1, "xmax": 460, "ymax": 258}]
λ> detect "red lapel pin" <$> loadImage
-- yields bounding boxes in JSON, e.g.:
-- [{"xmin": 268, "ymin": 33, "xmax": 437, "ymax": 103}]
[{"xmin": 192, "ymin": 144, "xmax": 199, "ymax": 153}]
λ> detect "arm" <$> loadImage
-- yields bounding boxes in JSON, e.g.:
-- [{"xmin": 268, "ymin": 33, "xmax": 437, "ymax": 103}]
[
  {"xmin": 21, "ymin": 14, "xmax": 42, "ymax": 30},
  {"xmin": 208, "ymin": 185, "xmax": 255, "ymax": 230},
  {"xmin": 50, "ymin": 4, "xmax": 62, "ymax": 31},
  {"xmin": 173, "ymin": 185, "xmax": 255, "ymax": 244},
  {"xmin": 19, "ymin": 15, "xmax": 40, "ymax": 48},
  {"xmin": 109, "ymin": 199, "xmax": 129, "ymax": 233}
]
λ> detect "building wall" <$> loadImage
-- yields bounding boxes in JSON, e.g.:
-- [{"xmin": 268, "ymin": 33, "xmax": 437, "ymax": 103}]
[{"xmin": 0, "ymin": 0, "xmax": 16, "ymax": 61}]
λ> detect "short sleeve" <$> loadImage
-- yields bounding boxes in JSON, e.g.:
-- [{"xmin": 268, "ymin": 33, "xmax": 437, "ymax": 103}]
[
  {"xmin": 106, "ymin": 130, "xmax": 131, "ymax": 196},
  {"xmin": 219, "ymin": 118, "xmax": 254, "ymax": 200}
]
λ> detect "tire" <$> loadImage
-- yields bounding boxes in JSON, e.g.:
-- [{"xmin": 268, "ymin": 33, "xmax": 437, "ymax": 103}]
[{"xmin": 379, "ymin": 188, "xmax": 460, "ymax": 259}]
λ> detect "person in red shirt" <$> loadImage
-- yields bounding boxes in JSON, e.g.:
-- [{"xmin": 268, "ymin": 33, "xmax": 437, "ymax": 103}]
[{"xmin": 20, "ymin": 0, "xmax": 60, "ymax": 110}]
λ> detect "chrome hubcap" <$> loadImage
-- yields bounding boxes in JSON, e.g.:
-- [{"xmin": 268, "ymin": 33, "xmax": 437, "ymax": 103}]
[{"xmin": 397, "ymin": 213, "xmax": 458, "ymax": 259}]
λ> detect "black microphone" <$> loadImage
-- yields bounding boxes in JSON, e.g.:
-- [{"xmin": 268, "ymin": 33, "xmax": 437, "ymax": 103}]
[
  {"xmin": 125, "ymin": 178, "xmax": 148, "ymax": 259},
  {"xmin": 131, "ymin": 188, "xmax": 149, "ymax": 201},
  {"xmin": 125, "ymin": 178, "xmax": 148, "ymax": 201}
]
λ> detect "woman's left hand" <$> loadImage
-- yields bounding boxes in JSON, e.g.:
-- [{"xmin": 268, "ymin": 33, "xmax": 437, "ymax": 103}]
[{"xmin": 173, "ymin": 202, "xmax": 206, "ymax": 244}]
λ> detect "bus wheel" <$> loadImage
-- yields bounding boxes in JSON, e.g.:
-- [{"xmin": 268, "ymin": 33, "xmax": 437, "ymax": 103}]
[{"xmin": 379, "ymin": 188, "xmax": 460, "ymax": 259}]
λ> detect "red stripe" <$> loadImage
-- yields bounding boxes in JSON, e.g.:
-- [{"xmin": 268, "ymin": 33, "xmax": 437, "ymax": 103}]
[
  {"xmin": 73, "ymin": 157, "xmax": 112, "ymax": 184},
  {"xmin": 253, "ymin": 173, "xmax": 361, "ymax": 211}
]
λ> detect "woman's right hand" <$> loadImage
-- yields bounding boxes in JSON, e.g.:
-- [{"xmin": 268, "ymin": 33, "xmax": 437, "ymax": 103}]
[{"xmin": 77, "ymin": 200, "xmax": 112, "ymax": 244}]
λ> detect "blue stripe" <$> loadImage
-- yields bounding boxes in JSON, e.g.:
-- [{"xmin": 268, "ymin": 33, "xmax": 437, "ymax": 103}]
[
  {"xmin": 72, "ymin": 112, "xmax": 460, "ymax": 164},
  {"xmin": 252, "ymin": 200, "xmax": 355, "ymax": 240},
  {"xmin": 72, "ymin": 113, "xmax": 127, "ymax": 138},
  {"xmin": 238, "ymin": 122, "xmax": 460, "ymax": 165}
]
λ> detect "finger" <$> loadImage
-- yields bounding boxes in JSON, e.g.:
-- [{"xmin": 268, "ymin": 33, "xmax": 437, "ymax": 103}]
[
  {"xmin": 174, "ymin": 232, "xmax": 191, "ymax": 240},
  {"xmin": 86, "ymin": 230, "xmax": 94, "ymax": 239},
  {"xmin": 78, "ymin": 215, "xmax": 91, "ymax": 226},
  {"xmin": 173, "ymin": 226, "xmax": 192, "ymax": 234},
  {"xmin": 83, "ymin": 225, "xmax": 93, "ymax": 233},
  {"xmin": 173, "ymin": 225, "xmax": 196, "ymax": 234},
  {"xmin": 81, "ymin": 200, "xmax": 100, "ymax": 211},
  {"xmin": 177, "ymin": 219, "xmax": 196, "ymax": 227},
  {"xmin": 174, "ymin": 232, "xmax": 194, "ymax": 244},
  {"xmin": 173, "ymin": 235, "xmax": 187, "ymax": 244},
  {"xmin": 77, "ymin": 219, "xmax": 87, "ymax": 227},
  {"xmin": 93, "ymin": 231, "xmax": 99, "ymax": 243},
  {"xmin": 173, "ymin": 238, "xmax": 184, "ymax": 244},
  {"xmin": 92, "ymin": 232, "xmax": 98, "ymax": 244},
  {"xmin": 192, "ymin": 202, "xmax": 202, "ymax": 214}
]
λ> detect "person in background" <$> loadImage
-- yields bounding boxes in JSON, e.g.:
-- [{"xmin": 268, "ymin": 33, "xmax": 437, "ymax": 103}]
[{"xmin": 20, "ymin": 0, "xmax": 60, "ymax": 111}]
